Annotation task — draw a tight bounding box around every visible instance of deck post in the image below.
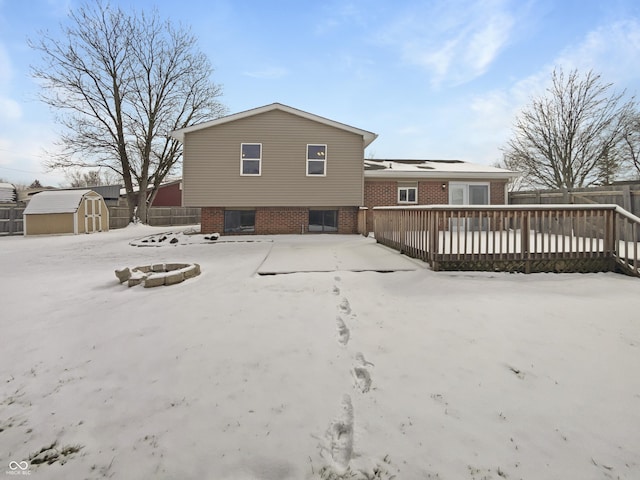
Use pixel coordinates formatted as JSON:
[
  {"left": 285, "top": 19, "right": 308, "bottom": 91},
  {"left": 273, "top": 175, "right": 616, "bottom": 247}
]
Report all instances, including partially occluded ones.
[{"left": 520, "top": 211, "right": 531, "bottom": 273}]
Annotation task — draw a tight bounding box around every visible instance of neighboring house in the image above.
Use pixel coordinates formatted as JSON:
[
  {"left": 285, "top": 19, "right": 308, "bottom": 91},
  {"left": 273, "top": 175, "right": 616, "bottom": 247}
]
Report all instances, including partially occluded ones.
[
  {"left": 171, "top": 103, "right": 377, "bottom": 234},
  {"left": 171, "top": 103, "right": 517, "bottom": 235},
  {"left": 151, "top": 180, "right": 183, "bottom": 207},
  {"left": 0, "top": 183, "right": 17, "bottom": 204}
]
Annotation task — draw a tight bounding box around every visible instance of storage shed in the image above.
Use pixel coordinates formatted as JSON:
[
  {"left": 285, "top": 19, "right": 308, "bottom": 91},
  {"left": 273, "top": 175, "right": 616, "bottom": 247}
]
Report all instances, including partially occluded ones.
[{"left": 23, "top": 190, "right": 109, "bottom": 235}]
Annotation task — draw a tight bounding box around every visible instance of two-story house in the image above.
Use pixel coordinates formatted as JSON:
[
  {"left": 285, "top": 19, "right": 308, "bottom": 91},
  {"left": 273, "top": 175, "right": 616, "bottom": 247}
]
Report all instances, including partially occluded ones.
[
  {"left": 171, "top": 103, "right": 517, "bottom": 235},
  {"left": 171, "top": 103, "right": 377, "bottom": 234}
]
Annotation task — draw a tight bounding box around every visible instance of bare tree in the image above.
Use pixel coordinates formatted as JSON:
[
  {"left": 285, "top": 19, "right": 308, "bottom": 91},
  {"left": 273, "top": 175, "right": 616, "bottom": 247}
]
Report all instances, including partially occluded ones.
[
  {"left": 502, "top": 68, "right": 635, "bottom": 190},
  {"left": 619, "top": 113, "right": 640, "bottom": 180},
  {"left": 65, "top": 168, "right": 117, "bottom": 187},
  {"left": 30, "top": 1, "right": 226, "bottom": 223}
]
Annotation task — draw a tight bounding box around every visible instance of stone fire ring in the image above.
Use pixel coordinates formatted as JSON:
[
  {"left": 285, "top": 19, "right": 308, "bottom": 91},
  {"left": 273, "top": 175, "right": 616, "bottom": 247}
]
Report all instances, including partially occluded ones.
[{"left": 115, "top": 263, "right": 201, "bottom": 288}]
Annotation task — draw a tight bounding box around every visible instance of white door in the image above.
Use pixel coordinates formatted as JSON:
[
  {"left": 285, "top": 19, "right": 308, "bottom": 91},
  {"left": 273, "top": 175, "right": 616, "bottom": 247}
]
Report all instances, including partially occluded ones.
[
  {"left": 449, "top": 182, "right": 489, "bottom": 231},
  {"left": 84, "top": 197, "right": 101, "bottom": 233}
]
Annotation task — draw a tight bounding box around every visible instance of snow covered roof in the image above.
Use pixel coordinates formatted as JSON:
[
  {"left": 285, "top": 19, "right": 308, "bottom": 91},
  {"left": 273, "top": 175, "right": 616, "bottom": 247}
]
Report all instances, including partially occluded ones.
[
  {"left": 171, "top": 103, "right": 378, "bottom": 147},
  {"left": 23, "top": 190, "right": 94, "bottom": 214},
  {"left": 364, "top": 159, "right": 518, "bottom": 180},
  {"left": 0, "top": 182, "right": 16, "bottom": 203}
]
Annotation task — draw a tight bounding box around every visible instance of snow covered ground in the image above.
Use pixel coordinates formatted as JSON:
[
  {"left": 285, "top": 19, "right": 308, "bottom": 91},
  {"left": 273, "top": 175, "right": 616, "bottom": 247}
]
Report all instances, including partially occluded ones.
[{"left": 1, "top": 225, "right": 639, "bottom": 479}]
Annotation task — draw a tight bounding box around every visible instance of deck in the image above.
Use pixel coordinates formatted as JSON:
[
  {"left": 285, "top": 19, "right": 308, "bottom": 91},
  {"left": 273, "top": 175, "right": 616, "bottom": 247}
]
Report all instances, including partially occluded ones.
[{"left": 372, "top": 205, "right": 640, "bottom": 277}]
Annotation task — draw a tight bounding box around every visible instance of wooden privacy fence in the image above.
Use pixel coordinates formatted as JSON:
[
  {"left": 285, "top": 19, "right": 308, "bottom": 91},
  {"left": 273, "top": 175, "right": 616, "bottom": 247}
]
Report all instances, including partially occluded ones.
[
  {"left": 373, "top": 205, "right": 640, "bottom": 276},
  {"left": 0, "top": 206, "right": 24, "bottom": 235},
  {"left": 509, "top": 184, "right": 640, "bottom": 216},
  {"left": 109, "top": 206, "right": 201, "bottom": 229},
  {"left": 357, "top": 207, "right": 368, "bottom": 236},
  {"left": 1, "top": 205, "right": 199, "bottom": 235}
]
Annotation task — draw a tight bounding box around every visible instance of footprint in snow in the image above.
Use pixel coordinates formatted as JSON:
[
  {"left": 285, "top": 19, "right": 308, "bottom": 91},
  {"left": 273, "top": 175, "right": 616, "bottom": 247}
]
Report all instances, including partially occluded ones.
[
  {"left": 355, "top": 352, "right": 374, "bottom": 367},
  {"left": 325, "top": 394, "right": 354, "bottom": 474},
  {"left": 338, "top": 298, "right": 351, "bottom": 315},
  {"left": 352, "top": 353, "right": 374, "bottom": 393},
  {"left": 336, "top": 317, "right": 350, "bottom": 346},
  {"left": 332, "top": 285, "right": 340, "bottom": 296},
  {"left": 352, "top": 367, "right": 372, "bottom": 393}
]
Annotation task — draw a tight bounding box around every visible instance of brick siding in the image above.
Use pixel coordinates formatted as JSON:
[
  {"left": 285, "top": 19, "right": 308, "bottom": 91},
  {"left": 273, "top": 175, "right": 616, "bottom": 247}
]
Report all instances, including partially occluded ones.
[
  {"left": 490, "top": 181, "right": 507, "bottom": 204},
  {"left": 362, "top": 179, "right": 507, "bottom": 233},
  {"left": 200, "top": 206, "right": 358, "bottom": 235},
  {"left": 201, "top": 181, "right": 508, "bottom": 235},
  {"left": 418, "top": 181, "right": 449, "bottom": 204},
  {"left": 201, "top": 207, "right": 225, "bottom": 233}
]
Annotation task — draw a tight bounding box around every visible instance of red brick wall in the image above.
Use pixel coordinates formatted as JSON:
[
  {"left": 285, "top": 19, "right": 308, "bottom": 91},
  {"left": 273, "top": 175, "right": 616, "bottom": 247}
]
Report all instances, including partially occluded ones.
[
  {"left": 201, "top": 207, "right": 225, "bottom": 233},
  {"left": 337, "top": 207, "right": 358, "bottom": 234},
  {"left": 363, "top": 181, "right": 397, "bottom": 210},
  {"left": 490, "top": 181, "right": 507, "bottom": 204},
  {"left": 256, "top": 207, "right": 308, "bottom": 234},
  {"left": 418, "top": 181, "right": 448, "bottom": 204},
  {"left": 200, "top": 206, "right": 358, "bottom": 234}
]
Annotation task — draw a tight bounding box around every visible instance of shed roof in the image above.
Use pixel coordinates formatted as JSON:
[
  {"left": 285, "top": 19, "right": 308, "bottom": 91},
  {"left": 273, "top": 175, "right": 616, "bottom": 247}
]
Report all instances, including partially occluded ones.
[
  {"left": 24, "top": 189, "right": 94, "bottom": 214},
  {"left": 170, "top": 102, "right": 378, "bottom": 147}
]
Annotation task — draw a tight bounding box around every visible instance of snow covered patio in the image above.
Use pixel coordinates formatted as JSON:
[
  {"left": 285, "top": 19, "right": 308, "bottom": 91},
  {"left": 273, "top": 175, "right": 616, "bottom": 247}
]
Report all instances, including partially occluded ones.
[
  {"left": 255, "top": 234, "right": 420, "bottom": 274},
  {"left": 1, "top": 226, "right": 639, "bottom": 479}
]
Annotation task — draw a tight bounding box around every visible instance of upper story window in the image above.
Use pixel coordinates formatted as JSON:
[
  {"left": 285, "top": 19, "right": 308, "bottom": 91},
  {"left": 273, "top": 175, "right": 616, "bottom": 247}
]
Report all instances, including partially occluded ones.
[
  {"left": 241, "top": 143, "right": 261, "bottom": 176},
  {"left": 307, "top": 144, "right": 326, "bottom": 176},
  {"left": 398, "top": 186, "right": 417, "bottom": 203}
]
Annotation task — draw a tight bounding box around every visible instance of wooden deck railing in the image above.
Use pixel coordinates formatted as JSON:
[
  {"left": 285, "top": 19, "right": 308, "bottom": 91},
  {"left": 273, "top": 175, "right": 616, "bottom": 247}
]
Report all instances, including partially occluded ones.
[{"left": 373, "top": 205, "right": 640, "bottom": 276}]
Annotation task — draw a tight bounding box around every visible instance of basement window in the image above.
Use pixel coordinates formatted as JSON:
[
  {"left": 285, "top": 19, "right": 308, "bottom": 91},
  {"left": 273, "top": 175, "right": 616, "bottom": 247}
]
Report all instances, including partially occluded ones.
[
  {"left": 309, "top": 210, "right": 337, "bottom": 232},
  {"left": 224, "top": 210, "right": 256, "bottom": 233}
]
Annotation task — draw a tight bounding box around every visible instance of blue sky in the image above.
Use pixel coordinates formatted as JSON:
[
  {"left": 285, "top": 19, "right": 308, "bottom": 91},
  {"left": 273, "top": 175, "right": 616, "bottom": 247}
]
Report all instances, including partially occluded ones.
[{"left": 1, "top": 0, "right": 640, "bottom": 186}]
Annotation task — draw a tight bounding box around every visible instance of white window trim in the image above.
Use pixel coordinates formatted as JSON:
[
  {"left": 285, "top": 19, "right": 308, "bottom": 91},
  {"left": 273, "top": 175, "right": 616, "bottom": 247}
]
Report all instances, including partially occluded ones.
[
  {"left": 398, "top": 186, "right": 418, "bottom": 204},
  {"left": 240, "top": 143, "right": 262, "bottom": 176},
  {"left": 448, "top": 181, "right": 490, "bottom": 205},
  {"left": 306, "top": 144, "right": 327, "bottom": 177}
]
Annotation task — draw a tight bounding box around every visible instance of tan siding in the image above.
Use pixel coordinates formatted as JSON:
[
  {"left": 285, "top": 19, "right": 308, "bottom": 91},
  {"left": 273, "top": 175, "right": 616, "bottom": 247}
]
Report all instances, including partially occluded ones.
[
  {"left": 183, "top": 110, "right": 364, "bottom": 207},
  {"left": 25, "top": 213, "right": 75, "bottom": 235}
]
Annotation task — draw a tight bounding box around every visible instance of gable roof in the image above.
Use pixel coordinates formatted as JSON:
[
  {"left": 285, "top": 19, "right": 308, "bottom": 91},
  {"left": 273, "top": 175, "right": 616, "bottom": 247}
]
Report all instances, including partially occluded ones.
[
  {"left": 24, "top": 190, "right": 94, "bottom": 214},
  {"left": 364, "top": 159, "right": 518, "bottom": 180},
  {"left": 170, "top": 103, "right": 378, "bottom": 147}
]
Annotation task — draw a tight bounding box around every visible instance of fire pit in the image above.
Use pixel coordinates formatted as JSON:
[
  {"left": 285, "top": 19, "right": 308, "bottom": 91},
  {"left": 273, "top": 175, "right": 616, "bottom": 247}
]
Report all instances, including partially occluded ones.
[{"left": 115, "top": 263, "right": 201, "bottom": 288}]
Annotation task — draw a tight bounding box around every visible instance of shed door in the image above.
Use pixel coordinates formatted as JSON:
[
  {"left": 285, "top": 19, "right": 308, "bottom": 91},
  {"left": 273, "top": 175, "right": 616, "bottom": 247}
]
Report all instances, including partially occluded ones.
[{"left": 84, "top": 197, "right": 102, "bottom": 233}]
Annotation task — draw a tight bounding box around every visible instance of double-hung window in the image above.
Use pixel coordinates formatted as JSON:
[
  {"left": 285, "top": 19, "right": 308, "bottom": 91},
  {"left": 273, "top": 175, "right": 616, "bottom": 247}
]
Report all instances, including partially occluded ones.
[
  {"left": 241, "top": 143, "right": 261, "bottom": 176},
  {"left": 398, "top": 186, "right": 417, "bottom": 204},
  {"left": 307, "top": 144, "right": 326, "bottom": 176}
]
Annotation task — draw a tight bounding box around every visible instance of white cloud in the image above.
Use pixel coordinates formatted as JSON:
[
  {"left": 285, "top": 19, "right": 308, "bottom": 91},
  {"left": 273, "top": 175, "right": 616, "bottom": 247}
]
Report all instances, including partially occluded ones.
[
  {"left": 464, "top": 11, "right": 514, "bottom": 73},
  {"left": 379, "top": 0, "right": 515, "bottom": 87},
  {"left": 459, "top": 17, "right": 640, "bottom": 167},
  {"left": 314, "top": 2, "right": 367, "bottom": 35},
  {"left": 554, "top": 19, "right": 640, "bottom": 88},
  {"left": 0, "top": 96, "right": 22, "bottom": 121}
]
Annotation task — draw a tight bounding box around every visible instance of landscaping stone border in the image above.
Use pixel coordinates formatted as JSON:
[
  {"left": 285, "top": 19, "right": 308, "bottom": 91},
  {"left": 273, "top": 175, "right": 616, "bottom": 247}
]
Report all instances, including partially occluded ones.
[{"left": 115, "top": 263, "right": 201, "bottom": 288}]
